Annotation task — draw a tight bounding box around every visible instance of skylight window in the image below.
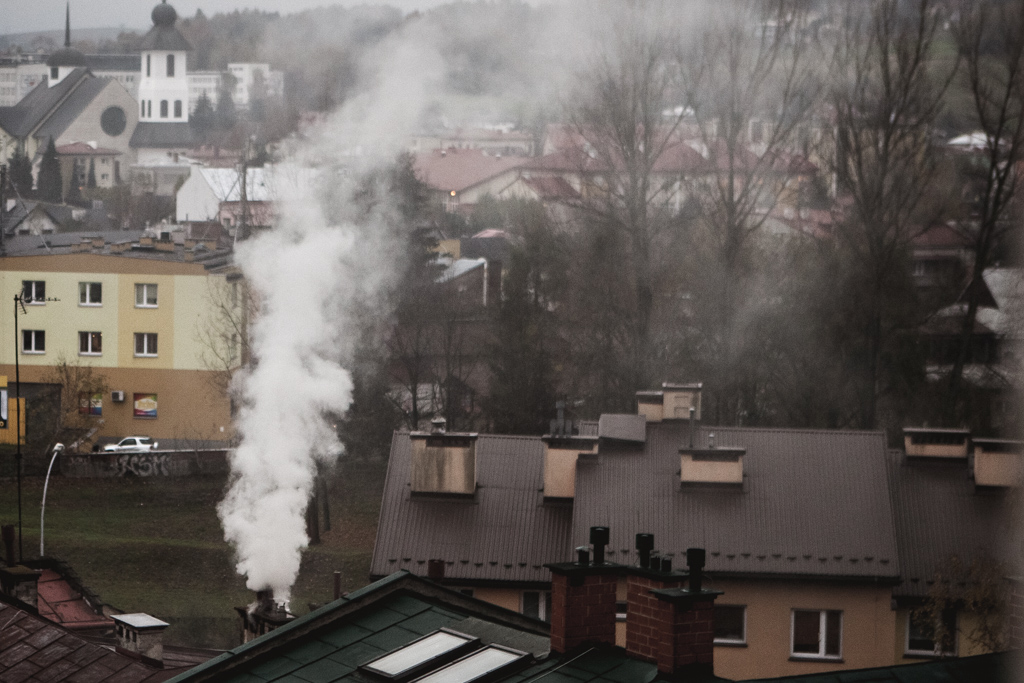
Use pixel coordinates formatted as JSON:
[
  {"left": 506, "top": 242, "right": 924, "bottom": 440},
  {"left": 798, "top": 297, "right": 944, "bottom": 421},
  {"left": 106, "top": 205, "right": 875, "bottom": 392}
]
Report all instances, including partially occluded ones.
[
  {"left": 411, "top": 645, "right": 527, "bottom": 683},
  {"left": 363, "top": 629, "right": 478, "bottom": 680}
]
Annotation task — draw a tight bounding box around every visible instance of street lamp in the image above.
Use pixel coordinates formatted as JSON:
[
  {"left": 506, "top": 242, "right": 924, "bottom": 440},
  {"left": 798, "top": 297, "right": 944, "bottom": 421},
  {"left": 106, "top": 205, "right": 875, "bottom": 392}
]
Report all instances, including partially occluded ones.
[
  {"left": 13, "top": 289, "right": 59, "bottom": 561},
  {"left": 40, "top": 443, "right": 63, "bottom": 557}
]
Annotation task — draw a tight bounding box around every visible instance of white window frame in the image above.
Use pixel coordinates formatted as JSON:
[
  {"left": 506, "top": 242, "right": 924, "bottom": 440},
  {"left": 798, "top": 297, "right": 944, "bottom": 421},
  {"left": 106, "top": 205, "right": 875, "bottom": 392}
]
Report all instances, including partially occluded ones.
[
  {"left": 135, "top": 332, "right": 158, "bottom": 357},
  {"left": 79, "top": 281, "right": 102, "bottom": 306},
  {"left": 22, "top": 330, "right": 45, "bottom": 354},
  {"left": 135, "top": 283, "right": 158, "bottom": 308},
  {"left": 22, "top": 280, "right": 45, "bottom": 304},
  {"left": 790, "top": 609, "right": 842, "bottom": 660},
  {"left": 521, "top": 591, "right": 551, "bottom": 622},
  {"left": 713, "top": 604, "right": 747, "bottom": 645},
  {"left": 79, "top": 331, "right": 102, "bottom": 356},
  {"left": 905, "top": 610, "right": 958, "bottom": 658}
]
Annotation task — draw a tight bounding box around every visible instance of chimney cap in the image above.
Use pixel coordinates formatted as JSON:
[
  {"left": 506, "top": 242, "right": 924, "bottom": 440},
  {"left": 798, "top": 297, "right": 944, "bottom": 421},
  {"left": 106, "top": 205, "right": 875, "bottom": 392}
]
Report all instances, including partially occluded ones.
[{"left": 112, "top": 613, "right": 169, "bottom": 630}]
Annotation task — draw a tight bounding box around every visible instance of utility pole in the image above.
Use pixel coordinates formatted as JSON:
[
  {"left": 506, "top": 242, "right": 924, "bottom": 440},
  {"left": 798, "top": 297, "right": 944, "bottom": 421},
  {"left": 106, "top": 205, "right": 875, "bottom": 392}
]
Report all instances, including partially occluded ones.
[{"left": 1, "top": 164, "right": 7, "bottom": 256}]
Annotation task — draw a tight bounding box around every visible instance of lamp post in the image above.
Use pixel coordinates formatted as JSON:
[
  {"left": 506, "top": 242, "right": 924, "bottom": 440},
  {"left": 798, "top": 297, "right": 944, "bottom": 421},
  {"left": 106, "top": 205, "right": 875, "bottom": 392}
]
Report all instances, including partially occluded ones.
[
  {"left": 40, "top": 443, "right": 63, "bottom": 557},
  {"left": 13, "top": 289, "right": 59, "bottom": 562}
]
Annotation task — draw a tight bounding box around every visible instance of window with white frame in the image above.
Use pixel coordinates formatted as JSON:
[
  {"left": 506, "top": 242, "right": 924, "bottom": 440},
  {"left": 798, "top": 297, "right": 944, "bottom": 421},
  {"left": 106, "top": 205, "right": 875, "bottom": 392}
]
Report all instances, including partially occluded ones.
[
  {"left": 22, "top": 280, "right": 45, "bottom": 304},
  {"left": 22, "top": 330, "right": 45, "bottom": 354},
  {"left": 79, "top": 331, "right": 102, "bottom": 355},
  {"left": 135, "top": 283, "right": 158, "bottom": 307},
  {"left": 79, "top": 282, "right": 102, "bottom": 306},
  {"left": 791, "top": 609, "right": 842, "bottom": 660},
  {"left": 906, "top": 609, "right": 957, "bottom": 657},
  {"left": 135, "top": 333, "right": 158, "bottom": 357},
  {"left": 714, "top": 605, "right": 747, "bottom": 645},
  {"left": 521, "top": 591, "right": 551, "bottom": 623}
]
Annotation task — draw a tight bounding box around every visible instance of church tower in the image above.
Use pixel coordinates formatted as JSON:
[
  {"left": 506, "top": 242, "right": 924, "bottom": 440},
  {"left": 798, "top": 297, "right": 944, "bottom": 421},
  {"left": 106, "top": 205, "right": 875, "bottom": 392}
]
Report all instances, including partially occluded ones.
[
  {"left": 137, "top": 0, "right": 191, "bottom": 123},
  {"left": 46, "top": 2, "right": 87, "bottom": 88}
]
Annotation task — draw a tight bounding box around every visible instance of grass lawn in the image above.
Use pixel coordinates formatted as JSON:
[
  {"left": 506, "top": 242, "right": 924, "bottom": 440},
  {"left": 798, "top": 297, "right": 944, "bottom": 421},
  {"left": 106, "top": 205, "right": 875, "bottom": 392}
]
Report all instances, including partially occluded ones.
[{"left": 0, "top": 460, "right": 386, "bottom": 649}]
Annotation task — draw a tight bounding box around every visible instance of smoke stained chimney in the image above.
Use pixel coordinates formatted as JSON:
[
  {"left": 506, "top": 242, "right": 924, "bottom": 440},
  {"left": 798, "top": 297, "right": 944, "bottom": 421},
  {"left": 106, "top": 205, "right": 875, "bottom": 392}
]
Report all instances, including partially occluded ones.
[{"left": 236, "top": 589, "right": 296, "bottom": 643}]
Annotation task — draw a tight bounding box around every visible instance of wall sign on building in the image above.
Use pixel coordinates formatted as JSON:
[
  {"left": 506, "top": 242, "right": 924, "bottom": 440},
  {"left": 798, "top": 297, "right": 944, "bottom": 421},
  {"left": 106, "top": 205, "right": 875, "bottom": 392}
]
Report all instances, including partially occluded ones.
[{"left": 134, "top": 393, "right": 158, "bottom": 419}]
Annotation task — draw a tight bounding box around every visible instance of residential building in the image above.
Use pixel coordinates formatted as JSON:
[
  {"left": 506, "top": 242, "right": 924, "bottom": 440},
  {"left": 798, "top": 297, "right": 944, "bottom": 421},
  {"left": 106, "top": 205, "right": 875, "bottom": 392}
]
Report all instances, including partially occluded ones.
[
  {"left": 0, "top": 231, "right": 236, "bottom": 444},
  {"left": 157, "top": 558, "right": 1013, "bottom": 683},
  {"left": 413, "top": 148, "right": 525, "bottom": 212},
  {"left": 175, "top": 164, "right": 319, "bottom": 229},
  {"left": 410, "top": 127, "right": 535, "bottom": 157},
  {"left": 226, "top": 62, "right": 284, "bottom": 111},
  {"left": 371, "top": 385, "right": 1015, "bottom": 680},
  {"left": 187, "top": 70, "right": 222, "bottom": 113}
]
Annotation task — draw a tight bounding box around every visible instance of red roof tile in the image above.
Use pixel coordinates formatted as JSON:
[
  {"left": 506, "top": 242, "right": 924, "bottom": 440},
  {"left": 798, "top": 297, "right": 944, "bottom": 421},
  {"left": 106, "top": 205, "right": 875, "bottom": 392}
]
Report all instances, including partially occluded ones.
[
  {"left": 413, "top": 148, "right": 525, "bottom": 193},
  {"left": 0, "top": 597, "right": 186, "bottom": 683}
]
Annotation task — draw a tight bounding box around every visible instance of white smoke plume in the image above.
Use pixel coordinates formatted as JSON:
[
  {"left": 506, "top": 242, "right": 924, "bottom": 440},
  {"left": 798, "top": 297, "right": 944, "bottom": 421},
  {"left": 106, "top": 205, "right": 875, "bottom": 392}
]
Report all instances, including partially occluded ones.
[{"left": 218, "top": 20, "right": 448, "bottom": 604}]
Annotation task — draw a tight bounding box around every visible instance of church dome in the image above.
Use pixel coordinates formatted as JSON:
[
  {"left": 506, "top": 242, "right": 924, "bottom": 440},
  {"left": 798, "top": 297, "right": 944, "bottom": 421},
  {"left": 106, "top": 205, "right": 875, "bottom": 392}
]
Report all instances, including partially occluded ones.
[
  {"left": 47, "top": 46, "right": 87, "bottom": 68},
  {"left": 152, "top": 1, "right": 178, "bottom": 27}
]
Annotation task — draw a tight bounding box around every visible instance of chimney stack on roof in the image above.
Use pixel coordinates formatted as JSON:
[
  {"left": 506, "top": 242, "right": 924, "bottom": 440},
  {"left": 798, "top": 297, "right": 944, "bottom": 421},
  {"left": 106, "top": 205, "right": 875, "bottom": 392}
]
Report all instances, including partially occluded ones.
[
  {"left": 236, "top": 589, "right": 296, "bottom": 643},
  {"left": 112, "top": 613, "right": 169, "bottom": 667},
  {"left": 548, "top": 528, "right": 722, "bottom": 678},
  {"left": 0, "top": 565, "right": 41, "bottom": 612}
]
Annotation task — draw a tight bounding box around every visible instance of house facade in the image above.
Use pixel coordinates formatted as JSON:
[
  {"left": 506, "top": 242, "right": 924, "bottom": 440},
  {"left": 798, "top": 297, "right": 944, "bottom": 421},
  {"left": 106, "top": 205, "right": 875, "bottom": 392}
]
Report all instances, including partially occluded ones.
[
  {"left": 371, "top": 385, "right": 1015, "bottom": 680},
  {"left": 0, "top": 238, "right": 237, "bottom": 444}
]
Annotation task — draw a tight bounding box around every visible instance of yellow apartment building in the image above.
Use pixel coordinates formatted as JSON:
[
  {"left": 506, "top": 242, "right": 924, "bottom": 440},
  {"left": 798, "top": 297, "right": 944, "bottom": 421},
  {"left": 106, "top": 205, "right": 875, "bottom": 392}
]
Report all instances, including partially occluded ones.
[{"left": 0, "top": 234, "right": 238, "bottom": 445}]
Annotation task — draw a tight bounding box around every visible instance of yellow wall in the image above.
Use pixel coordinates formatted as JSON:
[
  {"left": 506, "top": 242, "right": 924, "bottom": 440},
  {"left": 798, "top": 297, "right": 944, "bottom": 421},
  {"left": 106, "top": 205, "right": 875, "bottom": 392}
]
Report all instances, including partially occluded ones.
[
  {"left": 0, "top": 254, "right": 235, "bottom": 442},
  {"left": 471, "top": 587, "right": 522, "bottom": 613},
  {"left": 894, "top": 608, "right": 994, "bottom": 664},
  {"left": 705, "top": 578, "right": 896, "bottom": 681}
]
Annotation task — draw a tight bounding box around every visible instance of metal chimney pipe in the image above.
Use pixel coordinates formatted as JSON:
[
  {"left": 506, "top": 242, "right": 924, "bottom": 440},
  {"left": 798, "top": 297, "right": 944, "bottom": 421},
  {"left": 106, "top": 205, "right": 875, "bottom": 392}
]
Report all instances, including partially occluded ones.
[
  {"left": 430, "top": 416, "right": 447, "bottom": 434},
  {"left": 660, "top": 556, "right": 672, "bottom": 573},
  {"left": 687, "top": 548, "right": 706, "bottom": 592},
  {"left": 590, "top": 526, "right": 609, "bottom": 564},
  {"left": 576, "top": 546, "right": 590, "bottom": 565},
  {"left": 635, "top": 533, "right": 654, "bottom": 569},
  {"left": 689, "top": 407, "right": 695, "bottom": 448}
]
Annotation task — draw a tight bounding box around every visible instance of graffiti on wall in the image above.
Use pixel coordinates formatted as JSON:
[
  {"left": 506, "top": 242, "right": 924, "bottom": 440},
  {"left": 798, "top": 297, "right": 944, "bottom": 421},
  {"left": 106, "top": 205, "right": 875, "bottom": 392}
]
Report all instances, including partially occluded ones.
[{"left": 117, "top": 452, "right": 171, "bottom": 477}]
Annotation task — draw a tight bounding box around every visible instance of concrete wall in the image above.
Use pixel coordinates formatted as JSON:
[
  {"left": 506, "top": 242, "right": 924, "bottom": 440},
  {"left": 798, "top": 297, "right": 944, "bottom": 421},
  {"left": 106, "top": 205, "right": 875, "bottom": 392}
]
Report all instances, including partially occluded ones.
[
  {"left": 56, "top": 80, "right": 138, "bottom": 163},
  {"left": 410, "top": 438, "right": 476, "bottom": 495},
  {"left": 543, "top": 447, "right": 579, "bottom": 498},
  {"left": 61, "top": 449, "right": 229, "bottom": 478}
]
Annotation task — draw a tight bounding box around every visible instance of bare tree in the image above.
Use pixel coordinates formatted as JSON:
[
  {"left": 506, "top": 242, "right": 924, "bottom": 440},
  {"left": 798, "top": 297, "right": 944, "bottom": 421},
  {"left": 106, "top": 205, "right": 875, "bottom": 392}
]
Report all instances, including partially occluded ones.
[
  {"left": 826, "top": 0, "right": 958, "bottom": 429},
  {"left": 945, "top": 0, "right": 1024, "bottom": 423},
  {"left": 675, "top": 0, "right": 819, "bottom": 424},
  {"left": 33, "top": 356, "right": 109, "bottom": 454},
  {"left": 197, "top": 272, "right": 253, "bottom": 400},
  {"left": 562, "top": 0, "right": 687, "bottom": 407}
]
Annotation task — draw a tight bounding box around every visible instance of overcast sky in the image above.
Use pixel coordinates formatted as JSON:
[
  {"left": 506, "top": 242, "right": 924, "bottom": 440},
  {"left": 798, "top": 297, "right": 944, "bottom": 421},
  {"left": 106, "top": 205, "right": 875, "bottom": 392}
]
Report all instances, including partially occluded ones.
[{"left": 3, "top": 0, "right": 452, "bottom": 34}]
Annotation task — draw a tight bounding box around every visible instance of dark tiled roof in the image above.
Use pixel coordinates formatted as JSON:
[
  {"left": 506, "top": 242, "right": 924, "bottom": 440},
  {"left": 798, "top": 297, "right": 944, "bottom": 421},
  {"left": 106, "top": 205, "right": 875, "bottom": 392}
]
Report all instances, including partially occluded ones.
[
  {"left": 885, "top": 450, "right": 1012, "bottom": 599},
  {"left": 130, "top": 121, "right": 198, "bottom": 149},
  {"left": 166, "top": 572, "right": 558, "bottom": 683},
  {"left": 0, "top": 595, "right": 184, "bottom": 682},
  {"left": 370, "top": 432, "right": 573, "bottom": 584},
  {"left": 738, "top": 651, "right": 1013, "bottom": 682},
  {"left": 34, "top": 76, "right": 110, "bottom": 141},
  {"left": 571, "top": 424, "right": 901, "bottom": 580},
  {"left": 139, "top": 25, "right": 192, "bottom": 51},
  {"left": 0, "top": 68, "right": 91, "bottom": 138}
]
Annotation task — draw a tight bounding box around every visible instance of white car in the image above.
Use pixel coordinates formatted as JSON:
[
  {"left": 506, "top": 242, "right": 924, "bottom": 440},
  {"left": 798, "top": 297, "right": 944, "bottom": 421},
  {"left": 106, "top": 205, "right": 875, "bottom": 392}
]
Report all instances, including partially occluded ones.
[{"left": 103, "top": 436, "right": 159, "bottom": 452}]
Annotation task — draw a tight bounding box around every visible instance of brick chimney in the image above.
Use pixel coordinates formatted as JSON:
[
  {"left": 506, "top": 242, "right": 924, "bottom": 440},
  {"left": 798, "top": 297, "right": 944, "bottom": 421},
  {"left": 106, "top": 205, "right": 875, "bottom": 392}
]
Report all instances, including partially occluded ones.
[
  {"left": 236, "top": 589, "right": 296, "bottom": 643},
  {"left": 545, "top": 526, "right": 621, "bottom": 653},
  {"left": 627, "top": 547, "right": 722, "bottom": 678},
  {"left": 0, "top": 565, "right": 41, "bottom": 611},
  {"left": 112, "top": 613, "right": 169, "bottom": 666}
]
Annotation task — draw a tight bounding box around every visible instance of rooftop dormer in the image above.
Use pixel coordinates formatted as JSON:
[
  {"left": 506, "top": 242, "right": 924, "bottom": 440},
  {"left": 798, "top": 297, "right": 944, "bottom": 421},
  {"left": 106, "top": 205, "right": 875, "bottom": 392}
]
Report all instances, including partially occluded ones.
[
  {"left": 973, "top": 438, "right": 1023, "bottom": 488},
  {"left": 410, "top": 417, "right": 478, "bottom": 497},
  {"left": 903, "top": 427, "right": 970, "bottom": 459},
  {"left": 637, "top": 382, "right": 702, "bottom": 422}
]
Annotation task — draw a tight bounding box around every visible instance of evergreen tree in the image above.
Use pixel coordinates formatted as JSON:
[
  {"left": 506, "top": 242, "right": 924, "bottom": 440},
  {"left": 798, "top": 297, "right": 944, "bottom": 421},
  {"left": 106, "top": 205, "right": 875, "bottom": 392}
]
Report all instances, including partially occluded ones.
[
  {"left": 216, "top": 85, "right": 237, "bottom": 131},
  {"left": 36, "top": 138, "right": 62, "bottom": 203},
  {"left": 87, "top": 158, "right": 96, "bottom": 188},
  {"left": 8, "top": 149, "right": 34, "bottom": 198},
  {"left": 191, "top": 91, "right": 216, "bottom": 143}
]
